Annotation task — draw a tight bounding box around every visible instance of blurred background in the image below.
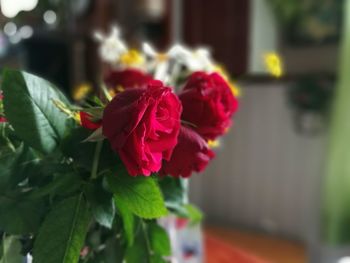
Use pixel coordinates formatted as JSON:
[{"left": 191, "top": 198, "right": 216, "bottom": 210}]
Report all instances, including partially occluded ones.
[{"left": 0, "top": 0, "right": 346, "bottom": 262}]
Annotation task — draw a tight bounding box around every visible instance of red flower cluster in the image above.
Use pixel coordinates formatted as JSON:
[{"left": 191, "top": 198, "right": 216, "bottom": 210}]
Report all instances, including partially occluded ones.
[{"left": 83, "top": 69, "right": 238, "bottom": 177}]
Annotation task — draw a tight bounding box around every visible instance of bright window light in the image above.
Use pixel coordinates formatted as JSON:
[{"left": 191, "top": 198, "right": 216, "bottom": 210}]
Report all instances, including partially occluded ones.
[{"left": 0, "top": 0, "right": 38, "bottom": 18}]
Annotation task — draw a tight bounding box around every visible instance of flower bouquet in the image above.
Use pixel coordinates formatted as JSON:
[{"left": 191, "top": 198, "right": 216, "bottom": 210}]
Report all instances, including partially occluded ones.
[{"left": 0, "top": 26, "right": 239, "bottom": 263}]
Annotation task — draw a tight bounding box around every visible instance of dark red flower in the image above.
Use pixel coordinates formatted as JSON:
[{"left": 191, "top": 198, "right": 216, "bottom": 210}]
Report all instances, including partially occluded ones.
[
  {"left": 102, "top": 80, "right": 182, "bottom": 176},
  {"left": 80, "top": 112, "right": 102, "bottom": 130},
  {"left": 160, "top": 126, "right": 215, "bottom": 178},
  {"left": 0, "top": 117, "right": 6, "bottom": 123},
  {"left": 179, "top": 72, "right": 239, "bottom": 140},
  {"left": 104, "top": 69, "right": 153, "bottom": 91}
]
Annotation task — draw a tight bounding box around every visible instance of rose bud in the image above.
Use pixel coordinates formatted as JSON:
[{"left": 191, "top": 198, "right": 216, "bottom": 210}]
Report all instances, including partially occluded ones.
[
  {"left": 160, "top": 126, "right": 215, "bottom": 178},
  {"left": 179, "top": 72, "right": 239, "bottom": 140},
  {"left": 0, "top": 93, "right": 6, "bottom": 123},
  {"left": 103, "top": 80, "right": 182, "bottom": 176},
  {"left": 104, "top": 69, "right": 153, "bottom": 92},
  {"left": 80, "top": 112, "right": 102, "bottom": 130}
]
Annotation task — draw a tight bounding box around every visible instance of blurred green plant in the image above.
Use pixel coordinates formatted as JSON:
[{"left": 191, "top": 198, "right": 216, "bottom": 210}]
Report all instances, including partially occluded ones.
[
  {"left": 267, "top": 0, "right": 342, "bottom": 44},
  {"left": 323, "top": 0, "right": 350, "bottom": 244},
  {"left": 288, "top": 75, "right": 334, "bottom": 135}
]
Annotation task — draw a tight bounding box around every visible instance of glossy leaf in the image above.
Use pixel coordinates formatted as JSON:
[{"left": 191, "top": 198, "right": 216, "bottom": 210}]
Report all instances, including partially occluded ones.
[
  {"left": 1, "top": 69, "right": 71, "bottom": 154},
  {"left": 0, "top": 197, "right": 45, "bottom": 234},
  {"left": 33, "top": 193, "right": 91, "bottom": 263},
  {"left": 85, "top": 182, "right": 115, "bottom": 229},
  {"left": 107, "top": 171, "right": 167, "bottom": 219},
  {"left": 114, "top": 198, "right": 135, "bottom": 246}
]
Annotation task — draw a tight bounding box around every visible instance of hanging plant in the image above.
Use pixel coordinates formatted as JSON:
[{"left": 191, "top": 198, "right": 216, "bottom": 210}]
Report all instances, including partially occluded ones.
[
  {"left": 267, "top": 0, "right": 342, "bottom": 44},
  {"left": 288, "top": 75, "right": 334, "bottom": 135}
]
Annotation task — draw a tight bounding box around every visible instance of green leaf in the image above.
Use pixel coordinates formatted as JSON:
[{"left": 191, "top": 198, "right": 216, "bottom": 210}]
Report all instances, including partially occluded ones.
[
  {"left": 101, "top": 237, "right": 125, "bottom": 263},
  {"left": 0, "top": 146, "right": 22, "bottom": 192},
  {"left": 124, "top": 230, "right": 148, "bottom": 263},
  {"left": 159, "top": 177, "right": 202, "bottom": 224},
  {"left": 148, "top": 222, "right": 171, "bottom": 256},
  {"left": 159, "top": 177, "right": 188, "bottom": 208},
  {"left": 0, "top": 145, "right": 40, "bottom": 193},
  {"left": 124, "top": 221, "right": 170, "bottom": 263},
  {"left": 61, "top": 128, "right": 117, "bottom": 172},
  {"left": 107, "top": 171, "right": 167, "bottom": 219},
  {"left": 150, "top": 255, "right": 168, "bottom": 263},
  {"left": 85, "top": 182, "right": 115, "bottom": 229},
  {"left": 183, "top": 204, "right": 203, "bottom": 225},
  {"left": 0, "top": 197, "right": 45, "bottom": 234},
  {"left": 0, "top": 236, "right": 23, "bottom": 263},
  {"left": 26, "top": 173, "right": 82, "bottom": 200},
  {"left": 33, "top": 193, "right": 91, "bottom": 263},
  {"left": 1, "top": 69, "right": 71, "bottom": 154},
  {"left": 114, "top": 198, "right": 135, "bottom": 246}
]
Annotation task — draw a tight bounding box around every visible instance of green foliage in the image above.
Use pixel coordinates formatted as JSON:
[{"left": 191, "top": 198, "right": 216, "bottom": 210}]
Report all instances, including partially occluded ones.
[
  {"left": 107, "top": 171, "right": 168, "bottom": 219},
  {"left": 0, "top": 69, "right": 202, "bottom": 262},
  {"left": 33, "top": 194, "right": 91, "bottom": 263},
  {"left": 159, "top": 177, "right": 203, "bottom": 224},
  {"left": 0, "top": 236, "right": 23, "bottom": 263},
  {"left": 1, "top": 69, "right": 72, "bottom": 154},
  {"left": 115, "top": 198, "right": 135, "bottom": 246},
  {"left": 85, "top": 181, "right": 115, "bottom": 229},
  {"left": 124, "top": 221, "right": 170, "bottom": 263},
  {"left": 148, "top": 222, "right": 171, "bottom": 256},
  {"left": 0, "top": 197, "right": 45, "bottom": 234}
]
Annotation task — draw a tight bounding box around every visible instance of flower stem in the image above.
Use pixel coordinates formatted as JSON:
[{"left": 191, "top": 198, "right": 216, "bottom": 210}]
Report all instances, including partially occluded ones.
[
  {"left": 141, "top": 220, "right": 152, "bottom": 256},
  {"left": 91, "top": 140, "right": 103, "bottom": 179}
]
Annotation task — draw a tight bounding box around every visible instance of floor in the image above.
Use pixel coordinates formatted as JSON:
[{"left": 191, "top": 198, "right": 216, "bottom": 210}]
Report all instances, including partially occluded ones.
[{"left": 206, "top": 226, "right": 307, "bottom": 263}]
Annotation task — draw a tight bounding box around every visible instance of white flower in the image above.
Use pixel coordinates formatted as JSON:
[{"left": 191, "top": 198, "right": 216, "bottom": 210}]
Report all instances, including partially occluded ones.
[
  {"left": 142, "top": 42, "right": 170, "bottom": 82},
  {"left": 169, "top": 45, "right": 215, "bottom": 72},
  {"left": 94, "top": 26, "right": 127, "bottom": 64}
]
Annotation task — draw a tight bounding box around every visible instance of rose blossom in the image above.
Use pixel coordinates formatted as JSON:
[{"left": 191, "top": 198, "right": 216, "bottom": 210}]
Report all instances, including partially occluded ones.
[
  {"left": 179, "top": 72, "right": 239, "bottom": 140},
  {"left": 80, "top": 112, "right": 101, "bottom": 130},
  {"left": 102, "top": 80, "right": 182, "bottom": 176},
  {"left": 104, "top": 69, "right": 152, "bottom": 91},
  {"left": 161, "top": 126, "right": 215, "bottom": 178}
]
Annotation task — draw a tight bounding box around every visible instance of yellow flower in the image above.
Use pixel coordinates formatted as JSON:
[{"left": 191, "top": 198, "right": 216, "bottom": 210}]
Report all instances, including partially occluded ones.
[
  {"left": 72, "top": 83, "right": 92, "bottom": 101},
  {"left": 120, "top": 49, "right": 145, "bottom": 66},
  {"left": 263, "top": 52, "right": 283, "bottom": 78},
  {"left": 208, "top": 140, "right": 220, "bottom": 149}
]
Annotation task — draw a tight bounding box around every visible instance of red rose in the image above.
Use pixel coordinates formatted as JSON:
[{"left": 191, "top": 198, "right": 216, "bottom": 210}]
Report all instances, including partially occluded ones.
[
  {"left": 161, "top": 126, "right": 215, "bottom": 178},
  {"left": 80, "top": 112, "right": 101, "bottom": 130},
  {"left": 179, "top": 72, "right": 238, "bottom": 140},
  {"left": 104, "top": 69, "right": 152, "bottom": 91},
  {"left": 102, "top": 80, "right": 182, "bottom": 176}
]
